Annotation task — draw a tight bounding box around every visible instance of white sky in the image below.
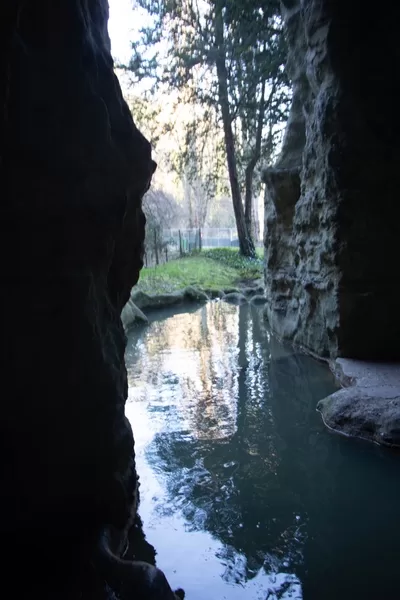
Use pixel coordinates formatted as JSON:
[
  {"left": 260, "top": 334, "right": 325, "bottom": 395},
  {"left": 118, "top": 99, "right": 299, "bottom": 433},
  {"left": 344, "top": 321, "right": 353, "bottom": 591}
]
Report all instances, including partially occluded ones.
[{"left": 108, "top": 0, "right": 137, "bottom": 64}]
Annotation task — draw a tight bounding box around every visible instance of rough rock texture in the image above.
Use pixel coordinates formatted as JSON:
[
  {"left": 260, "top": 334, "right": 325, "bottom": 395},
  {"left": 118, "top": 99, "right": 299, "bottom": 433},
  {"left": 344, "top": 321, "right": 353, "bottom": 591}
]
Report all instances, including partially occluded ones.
[
  {"left": 131, "top": 286, "right": 209, "bottom": 311},
  {"left": 242, "top": 286, "right": 262, "bottom": 298},
  {"left": 203, "top": 288, "right": 225, "bottom": 299},
  {"left": 250, "top": 294, "right": 268, "bottom": 306},
  {"left": 121, "top": 299, "right": 148, "bottom": 330},
  {"left": 184, "top": 285, "right": 209, "bottom": 303},
  {"left": 222, "top": 292, "right": 248, "bottom": 305},
  {"left": 263, "top": 0, "right": 400, "bottom": 359},
  {"left": 0, "top": 2, "right": 182, "bottom": 598},
  {"left": 317, "top": 359, "right": 400, "bottom": 447}
]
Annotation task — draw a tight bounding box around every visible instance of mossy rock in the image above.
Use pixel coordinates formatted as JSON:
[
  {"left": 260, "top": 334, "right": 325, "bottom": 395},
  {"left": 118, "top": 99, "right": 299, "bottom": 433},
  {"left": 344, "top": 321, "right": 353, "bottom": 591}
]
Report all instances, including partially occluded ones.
[
  {"left": 183, "top": 286, "right": 209, "bottom": 303},
  {"left": 250, "top": 294, "right": 267, "bottom": 305},
  {"left": 121, "top": 299, "right": 148, "bottom": 330},
  {"left": 223, "top": 292, "right": 248, "bottom": 305},
  {"left": 130, "top": 289, "right": 152, "bottom": 309},
  {"left": 241, "top": 287, "right": 259, "bottom": 298},
  {"left": 130, "top": 286, "right": 208, "bottom": 312},
  {"left": 131, "top": 289, "right": 185, "bottom": 310},
  {"left": 202, "top": 288, "right": 224, "bottom": 299},
  {"left": 154, "top": 292, "right": 186, "bottom": 306}
]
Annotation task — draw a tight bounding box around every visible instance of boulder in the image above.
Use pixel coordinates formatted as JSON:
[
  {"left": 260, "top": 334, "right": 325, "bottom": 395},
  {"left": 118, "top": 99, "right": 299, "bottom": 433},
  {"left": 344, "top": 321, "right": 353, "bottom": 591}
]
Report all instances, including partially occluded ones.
[
  {"left": 130, "top": 289, "right": 153, "bottom": 309},
  {"left": 183, "top": 286, "right": 209, "bottom": 303},
  {"left": 203, "top": 288, "right": 224, "bottom": 299},
  {"left": 250, "top": 295, "right": 268, "bottom": 306},
  {"left": 131, "top": 289, "right": 185, "bottom": 309},
  {"left": 318, "top": 359, "right": 400, "bottom": 447},
  {"left": 131, "top": 286, "right": 208, "bottom": 312},
  {"left": 223, "top": 292, "right": 248, "bottom": 305},
  {"left": 121, "top": 300, "right": 148, "bottom": 329},
  {"left": 317, "top": 391, "right": 400, "bottom": 448},
  {"left": 255, "top": 284, "right": 265, "bottom": 295},
  {"left": 241, "top": 287, "right": 259, "bottom": 298}
]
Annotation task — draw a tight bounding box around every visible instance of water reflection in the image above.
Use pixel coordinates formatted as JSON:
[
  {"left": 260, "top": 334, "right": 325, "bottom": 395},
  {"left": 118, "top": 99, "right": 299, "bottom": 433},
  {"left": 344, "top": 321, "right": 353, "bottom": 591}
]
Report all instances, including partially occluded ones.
[
  {"left": 125, "top": 302, "right": 400, "bottom": 600},
  {"left": 127, "top": 302, "right": 240, "bottom": 441}
]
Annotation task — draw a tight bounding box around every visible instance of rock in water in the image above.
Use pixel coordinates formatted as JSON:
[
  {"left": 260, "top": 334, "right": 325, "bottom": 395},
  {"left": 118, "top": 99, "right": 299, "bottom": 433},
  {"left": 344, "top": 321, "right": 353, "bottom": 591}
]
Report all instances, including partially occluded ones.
[
  {"left": 250, "top": 295, "right": 267, "bottom": 306},
  {"left": 223, "top": 292, "right": 248, "bottom": 305},
  {"left": 0, "top": 1, "right": 181, "bottom": 598},
  {"left": 121, "top": 299, "right": 149, "bottom": 330},
  {"left": 317, "top": 359, "right": 400, "bottom": 447}
]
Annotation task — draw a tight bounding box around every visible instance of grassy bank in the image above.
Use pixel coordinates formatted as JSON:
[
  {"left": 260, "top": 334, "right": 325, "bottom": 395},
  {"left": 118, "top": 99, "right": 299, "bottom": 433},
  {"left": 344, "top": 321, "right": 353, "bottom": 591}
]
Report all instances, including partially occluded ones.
[{"left": 136, "top": 248, "right": 264, "bottom": 295}]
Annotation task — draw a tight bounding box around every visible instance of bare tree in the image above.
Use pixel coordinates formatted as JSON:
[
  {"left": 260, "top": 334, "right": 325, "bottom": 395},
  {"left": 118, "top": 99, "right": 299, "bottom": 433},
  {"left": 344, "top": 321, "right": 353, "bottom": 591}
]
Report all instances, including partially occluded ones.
[{"left": 142, "top": 189, "right": 179, "bottom": 265}]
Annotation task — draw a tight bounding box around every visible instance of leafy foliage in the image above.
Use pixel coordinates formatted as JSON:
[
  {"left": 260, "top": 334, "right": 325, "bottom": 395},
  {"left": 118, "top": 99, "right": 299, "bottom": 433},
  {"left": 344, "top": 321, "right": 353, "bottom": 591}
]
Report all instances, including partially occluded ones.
[
  {"left": 127, "top": 0, "right": 290, "bottom": 255},
  {"left": 203, "top": 247, "right": 263, "bottom": 278}
]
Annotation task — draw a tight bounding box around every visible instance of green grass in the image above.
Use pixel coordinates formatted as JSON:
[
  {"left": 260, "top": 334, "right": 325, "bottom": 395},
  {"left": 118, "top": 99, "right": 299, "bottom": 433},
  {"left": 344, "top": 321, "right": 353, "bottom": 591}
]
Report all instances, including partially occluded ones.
[
  {"left": 136, "top": 247, "right": 264, "bottom": 295},
  {"left": 202, "top": 247, "right": 263, "bottom": 277}
]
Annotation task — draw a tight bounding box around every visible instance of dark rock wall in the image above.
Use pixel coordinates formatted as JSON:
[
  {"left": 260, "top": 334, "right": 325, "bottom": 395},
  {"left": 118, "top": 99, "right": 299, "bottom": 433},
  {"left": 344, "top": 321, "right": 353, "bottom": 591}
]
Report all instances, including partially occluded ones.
[
  {"left": 263, "top": 0, "right": 400, "bottom": 359},
  {"left": 0, "top": 2, "right": 181, "bottom": 598}
]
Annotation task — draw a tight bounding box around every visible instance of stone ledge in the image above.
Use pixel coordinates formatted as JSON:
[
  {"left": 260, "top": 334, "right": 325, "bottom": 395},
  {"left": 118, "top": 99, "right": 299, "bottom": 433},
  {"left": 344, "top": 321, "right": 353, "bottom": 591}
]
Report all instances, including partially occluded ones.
[
  {"left": 122, "top": 286, "right": 210, "bottom": 330},
  {"left": 317, "top": 359, "right": 400, "bottom": 447}
]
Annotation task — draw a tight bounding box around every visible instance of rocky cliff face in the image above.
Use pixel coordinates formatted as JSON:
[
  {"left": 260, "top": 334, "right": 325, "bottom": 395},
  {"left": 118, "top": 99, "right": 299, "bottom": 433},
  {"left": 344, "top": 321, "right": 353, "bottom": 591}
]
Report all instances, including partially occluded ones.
[
  {"left": 263, "top": 0, "right": 400, "bottom": 359},
  {"left": 0, "top": 2, "right": 181, "bottom": 598}
]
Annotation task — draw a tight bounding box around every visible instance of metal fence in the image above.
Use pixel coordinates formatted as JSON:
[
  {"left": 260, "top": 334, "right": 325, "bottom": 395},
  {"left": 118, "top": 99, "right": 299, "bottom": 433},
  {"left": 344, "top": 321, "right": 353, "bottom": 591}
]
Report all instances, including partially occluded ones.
[
  {"left": 163, "top": 227, "right": 240, "bottom": 250},
  {"left": 144, "top": 227, "right": 262, "bottom": 267}
]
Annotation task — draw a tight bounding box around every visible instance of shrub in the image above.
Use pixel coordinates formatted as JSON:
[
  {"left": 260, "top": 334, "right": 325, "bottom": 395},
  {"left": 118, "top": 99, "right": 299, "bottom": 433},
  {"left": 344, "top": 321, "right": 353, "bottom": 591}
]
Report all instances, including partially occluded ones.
[{"left": 202, "top": 247, "right": 263, "bottom": 278}]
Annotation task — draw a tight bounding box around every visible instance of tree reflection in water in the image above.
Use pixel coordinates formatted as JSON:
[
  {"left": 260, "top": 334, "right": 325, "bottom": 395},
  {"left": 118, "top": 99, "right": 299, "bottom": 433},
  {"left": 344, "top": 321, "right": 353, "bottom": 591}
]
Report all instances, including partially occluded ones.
[{"left": 125, "top": 302, "right": 338, "bottom": 597}]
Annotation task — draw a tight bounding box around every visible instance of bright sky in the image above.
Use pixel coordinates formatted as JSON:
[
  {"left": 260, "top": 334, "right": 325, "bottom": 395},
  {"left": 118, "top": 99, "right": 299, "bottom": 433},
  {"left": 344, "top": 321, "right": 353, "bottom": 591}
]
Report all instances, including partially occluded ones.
[{"left": 108, "top": 0, "right": 137, "bottom": 64}]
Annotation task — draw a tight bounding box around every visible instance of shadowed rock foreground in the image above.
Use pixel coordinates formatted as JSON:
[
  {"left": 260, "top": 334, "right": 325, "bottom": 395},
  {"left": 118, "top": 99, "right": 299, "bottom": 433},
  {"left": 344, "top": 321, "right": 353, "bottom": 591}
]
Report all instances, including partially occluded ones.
[
  {"left": 318, "top": 359, "right": 400, "bottom": 447},
  {"left": 0, "top": 1, "right": 183, "bottom": 598},
  {"left": 263, "top": 0, "right": 400, "bottom": 445},
  {"left": 1, "top": 0, "right": 399, "bottom": 596},
  {"left": 263, "top": 0, "right": 400, "bottom": 360}
]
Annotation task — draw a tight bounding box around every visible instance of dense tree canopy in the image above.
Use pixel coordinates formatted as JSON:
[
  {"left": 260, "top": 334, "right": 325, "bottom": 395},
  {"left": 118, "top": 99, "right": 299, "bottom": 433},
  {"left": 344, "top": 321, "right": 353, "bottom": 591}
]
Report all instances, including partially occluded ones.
[{"left": 127, "top": 0, "right": 289, "bottom": 256}]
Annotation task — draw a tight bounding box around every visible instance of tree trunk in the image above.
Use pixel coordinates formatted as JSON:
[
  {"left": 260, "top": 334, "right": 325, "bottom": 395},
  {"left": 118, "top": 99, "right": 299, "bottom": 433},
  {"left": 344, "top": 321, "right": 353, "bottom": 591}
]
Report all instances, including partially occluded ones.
[
  {"left": 214, "top": 5, "right": 255, "bottom": 258},
  {"left": 252, "top": 195, "right": 260, "bottom": 242},
  {"left": 178, "top": 229, "right": 183, "bottom": 257},
  {"left": 244, "top": 163, "right": 255, "bottom": 237},
  {"left": 244, "top": 78, "right": 266, "bottom": 237},
  {"left": 154, "top": 228, "right": 159, "bottom": 265},
  {"left": 187, "top": 179, "right": 194, "bottom": 229}
]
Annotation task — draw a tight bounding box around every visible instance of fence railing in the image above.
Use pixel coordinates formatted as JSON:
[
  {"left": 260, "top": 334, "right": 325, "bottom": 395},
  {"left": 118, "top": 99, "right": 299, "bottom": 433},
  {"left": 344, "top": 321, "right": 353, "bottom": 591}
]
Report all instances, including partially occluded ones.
[
  {"left": 144, "top": 227, "right": 261, "bottom": 267},
  {"left": 163, "top": 227, "right": 239, "bottom": 250}
]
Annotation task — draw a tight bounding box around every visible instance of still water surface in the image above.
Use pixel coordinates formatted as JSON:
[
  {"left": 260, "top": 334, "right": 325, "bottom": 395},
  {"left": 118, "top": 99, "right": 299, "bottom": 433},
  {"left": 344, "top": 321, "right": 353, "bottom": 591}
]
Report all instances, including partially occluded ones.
[{"left": 125, "top": 302, "right": 400, "bottom": 600}]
